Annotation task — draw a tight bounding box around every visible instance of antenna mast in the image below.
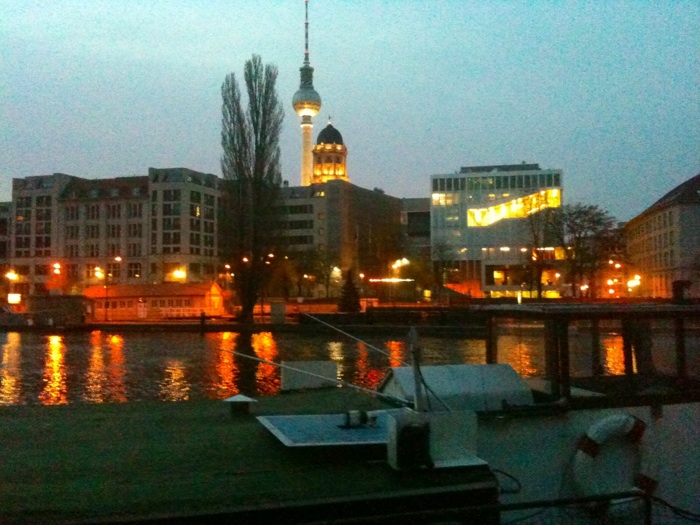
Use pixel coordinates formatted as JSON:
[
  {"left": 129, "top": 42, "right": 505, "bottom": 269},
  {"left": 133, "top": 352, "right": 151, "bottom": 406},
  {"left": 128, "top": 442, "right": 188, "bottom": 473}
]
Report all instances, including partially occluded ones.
[{"left": 304, "top": 0, "right": 310, "bottom": 64}]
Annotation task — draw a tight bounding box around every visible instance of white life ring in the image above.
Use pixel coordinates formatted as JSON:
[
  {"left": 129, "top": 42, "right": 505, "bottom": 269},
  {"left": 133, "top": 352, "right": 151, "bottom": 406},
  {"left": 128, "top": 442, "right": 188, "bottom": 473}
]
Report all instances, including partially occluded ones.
[{"left": 573, "top": 414, "right": 657, "bottom": 496}]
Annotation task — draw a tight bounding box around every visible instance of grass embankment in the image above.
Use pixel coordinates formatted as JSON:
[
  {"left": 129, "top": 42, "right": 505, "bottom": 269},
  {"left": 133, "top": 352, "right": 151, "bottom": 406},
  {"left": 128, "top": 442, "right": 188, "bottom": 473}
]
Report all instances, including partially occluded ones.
[{"left": 0, "top": 390, "right": 390, "bottom": 523}]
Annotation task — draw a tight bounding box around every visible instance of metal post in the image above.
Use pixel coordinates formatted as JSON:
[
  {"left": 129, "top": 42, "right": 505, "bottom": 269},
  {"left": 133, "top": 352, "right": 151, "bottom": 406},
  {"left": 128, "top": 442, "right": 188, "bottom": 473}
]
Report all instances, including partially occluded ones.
[
  {"left": 557, "top": 318, "right": 570, "bottom": 400},
  {"left": 408, "top": 327, "right": 426, "bottom": 412},
  {"left": 544, "top": 319, "right": 561, "bottom": 399},
  {"left": 485, "top": 317, "right": 497, "bottom": 364}
]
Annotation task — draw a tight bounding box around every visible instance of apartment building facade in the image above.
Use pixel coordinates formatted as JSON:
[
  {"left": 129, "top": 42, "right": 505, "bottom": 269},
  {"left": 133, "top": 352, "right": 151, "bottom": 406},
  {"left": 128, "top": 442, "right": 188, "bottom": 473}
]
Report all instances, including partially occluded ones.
[
  {"left": 624, "top": 173, "right": 700, "bottom": 298},
  {"left": 4, "top": 168, "right": 222, "bottom": 298}
]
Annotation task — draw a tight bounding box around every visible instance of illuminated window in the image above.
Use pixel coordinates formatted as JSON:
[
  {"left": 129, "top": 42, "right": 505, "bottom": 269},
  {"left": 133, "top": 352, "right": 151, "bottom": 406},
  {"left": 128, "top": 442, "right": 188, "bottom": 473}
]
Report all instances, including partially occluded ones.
[{"left": 467, "top": 189, "right": 561, "bottom": 227}]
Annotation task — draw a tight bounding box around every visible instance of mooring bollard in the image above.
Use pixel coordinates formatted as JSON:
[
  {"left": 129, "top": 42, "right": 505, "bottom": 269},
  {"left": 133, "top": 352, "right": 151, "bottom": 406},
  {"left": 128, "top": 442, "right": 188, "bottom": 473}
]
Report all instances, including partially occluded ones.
[{"left": 222, "top": 395, "right": 257, "bottom": 417}]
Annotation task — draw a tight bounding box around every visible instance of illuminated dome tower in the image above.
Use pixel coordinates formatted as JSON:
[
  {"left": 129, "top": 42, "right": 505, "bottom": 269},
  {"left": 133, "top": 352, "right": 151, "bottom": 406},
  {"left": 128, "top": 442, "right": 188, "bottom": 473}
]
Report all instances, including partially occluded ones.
[
  {"left": 313, "top": 120, "right": 348, "bottom": 184},
  {"left": 292, "top": 0, "right": 321, "bottom": 186}
]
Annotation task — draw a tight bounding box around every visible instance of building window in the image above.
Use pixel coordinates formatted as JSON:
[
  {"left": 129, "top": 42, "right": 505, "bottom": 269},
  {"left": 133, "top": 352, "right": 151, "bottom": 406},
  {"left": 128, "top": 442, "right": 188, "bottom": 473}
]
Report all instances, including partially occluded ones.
[
  {"left": 107, "top": 224, "right": 121, "bottom": 238},
  {"left": 128, "top": 202, "right": 143, "bottom": 218},
  {"left": 86, "top": 204, "right": 100, "bottom": 220},
  {"left": 163, "top": 189, "right": 181, "bottom": 202},
  {"left": 67, "top": 264, "right": 79, "bottom": 278},
  {"left": 66, "top": 224, "right": 79, "bottom": 240},
  {"left": 162, "top": 203, "right": 181, "bottom": 216},
  {"left": 36, "top": 221, "right": 51, "bottom": 234},
  {"left": 36, "top": 195, "right": 52, "bottom": 207},
  {"left": 16, "top": 196, "right": 31, "bottom": 208},
  {"left": 128, "top": 223, "right": 143, "bottom": 238},
  {"left": 107, "top": 204, "right": 121, "bottom": 219},
  {"left": 86, "top": 224, "right": 100, "bottom": 239}
]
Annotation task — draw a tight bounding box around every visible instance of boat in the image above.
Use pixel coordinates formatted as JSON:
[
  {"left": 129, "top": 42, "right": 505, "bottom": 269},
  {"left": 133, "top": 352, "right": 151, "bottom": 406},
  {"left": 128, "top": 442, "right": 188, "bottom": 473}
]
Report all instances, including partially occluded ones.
[{"left": 255, "top": 303, "right": 700, "bottom": 524}]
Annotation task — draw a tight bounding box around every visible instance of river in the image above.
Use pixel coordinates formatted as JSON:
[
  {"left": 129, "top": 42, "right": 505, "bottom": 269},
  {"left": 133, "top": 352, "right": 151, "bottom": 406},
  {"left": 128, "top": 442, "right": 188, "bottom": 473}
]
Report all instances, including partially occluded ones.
[{"left": 0, "top": 323, "right": 697, "bottom": 405}]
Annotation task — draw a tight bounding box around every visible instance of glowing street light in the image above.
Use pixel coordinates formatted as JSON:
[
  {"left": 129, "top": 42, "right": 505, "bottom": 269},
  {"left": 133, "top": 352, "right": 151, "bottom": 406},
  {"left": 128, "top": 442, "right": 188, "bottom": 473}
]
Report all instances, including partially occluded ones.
[{"left": 627, "top": 275, "right": 641, "bottom": 293}]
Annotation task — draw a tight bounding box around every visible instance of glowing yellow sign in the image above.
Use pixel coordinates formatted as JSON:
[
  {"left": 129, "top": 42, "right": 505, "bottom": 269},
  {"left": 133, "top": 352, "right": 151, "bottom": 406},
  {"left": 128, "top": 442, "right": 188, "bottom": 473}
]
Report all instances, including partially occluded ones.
[{"left": 467, "top": 189, "right": 560, "bottom": 227}]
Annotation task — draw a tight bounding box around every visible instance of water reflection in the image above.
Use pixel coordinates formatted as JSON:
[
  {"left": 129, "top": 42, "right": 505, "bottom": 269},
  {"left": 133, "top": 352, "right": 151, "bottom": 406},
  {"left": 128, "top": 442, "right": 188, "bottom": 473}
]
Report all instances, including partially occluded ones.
[
  {"left": 208, "top": 332, "right": 239, "bottom": 398},
  {"left": 0, "top": 325, "right": 694, "bottom": 406},
  {"left": 84, "top": 332, "right": 127, "bottom": 403},
  {"left": 39, "top": 336, "right": 68, "bottom": 405},
  {"left": 497, "top": 334, "right": 544, "bottom": 378},
  {"left": 385, "top": 341, "right": 405, "bottom": 368},
  {"left": 84, "top": 331, "right": 106, "bottom": 403},
  {"left": 602, "top": 334, "right": 627, "bottom": 376},
  {"left": 327, "top": 341, "right": 345, "bottom": 382},
  {"left": 159, "top": 360, "right": 190, "bottom": 401},
  {"left": 251, "top": 332, "right": 280, "bottom": 395},
  {"left": 0, "top": 333, "right": 22, "bottom": 405},
  {"left": 108, "top": 334, "right": 127, "bottom": 402}
]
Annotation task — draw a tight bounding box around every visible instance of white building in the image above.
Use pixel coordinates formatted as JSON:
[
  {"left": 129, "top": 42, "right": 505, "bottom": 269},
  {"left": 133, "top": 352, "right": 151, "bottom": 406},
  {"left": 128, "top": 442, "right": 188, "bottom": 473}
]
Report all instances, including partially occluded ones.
[
  {"left": 431, "top": 163, "right": 563, "bottom": 298},
  {"left": 624, "top": 173, "right": 700, "bottom": 299}
]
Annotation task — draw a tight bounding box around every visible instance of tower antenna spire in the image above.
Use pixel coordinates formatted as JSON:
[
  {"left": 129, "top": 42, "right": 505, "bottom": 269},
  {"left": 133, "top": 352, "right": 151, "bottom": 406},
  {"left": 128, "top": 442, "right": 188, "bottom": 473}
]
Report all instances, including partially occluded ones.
[{"left": 304, "top": 0, "right": 310, "bottom": 64}]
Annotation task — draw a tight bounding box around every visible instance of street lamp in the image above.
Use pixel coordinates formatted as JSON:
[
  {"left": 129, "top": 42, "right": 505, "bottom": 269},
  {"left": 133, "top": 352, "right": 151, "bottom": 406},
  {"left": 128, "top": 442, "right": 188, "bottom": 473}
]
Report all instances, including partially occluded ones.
[
  {"left": 5, "top": 270, "right": 20, "bottom": 307},
  {"left": 390, "top": 258, "right": 410, "bottom": 304},
  {"left": 627, "top": 275, "right": 641, "bottom": 295}
]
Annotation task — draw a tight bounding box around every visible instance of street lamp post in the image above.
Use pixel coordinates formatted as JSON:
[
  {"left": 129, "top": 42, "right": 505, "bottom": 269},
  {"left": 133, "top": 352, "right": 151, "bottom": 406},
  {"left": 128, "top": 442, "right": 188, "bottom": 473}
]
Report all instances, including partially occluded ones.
[
  {"left": 390, "top": 258, "right": 410, "bottom": 305},
  {"left": 5, "top": 270, "right": 19, "bottom": 309}
]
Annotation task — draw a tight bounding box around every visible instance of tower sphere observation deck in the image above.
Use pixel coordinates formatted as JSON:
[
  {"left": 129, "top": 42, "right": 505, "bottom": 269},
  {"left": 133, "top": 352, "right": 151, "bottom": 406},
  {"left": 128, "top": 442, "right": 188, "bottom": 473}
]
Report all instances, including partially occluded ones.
[{"left": 293, "top": 79, "right": 321, "bottom": 118}]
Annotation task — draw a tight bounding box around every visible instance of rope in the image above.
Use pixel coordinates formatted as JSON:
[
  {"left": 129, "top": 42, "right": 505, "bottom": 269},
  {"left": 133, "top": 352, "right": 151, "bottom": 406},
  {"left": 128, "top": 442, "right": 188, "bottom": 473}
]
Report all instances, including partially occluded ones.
[
  {"left": 217, "top": 345, "right": 410, "bottom": 406},
  {"left": 301, "top": 313, "right": 410, "bottom": 366}
]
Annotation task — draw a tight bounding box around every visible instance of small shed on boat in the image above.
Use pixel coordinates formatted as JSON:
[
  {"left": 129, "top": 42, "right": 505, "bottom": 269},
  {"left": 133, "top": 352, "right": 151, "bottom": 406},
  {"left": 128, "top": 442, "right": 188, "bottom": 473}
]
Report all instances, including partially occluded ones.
[
  {"left": 378, "top": 364, "right": 534, "bottom": 412},
  {"left": 82, "top": 282, "right": 225, "bottom": 321}
]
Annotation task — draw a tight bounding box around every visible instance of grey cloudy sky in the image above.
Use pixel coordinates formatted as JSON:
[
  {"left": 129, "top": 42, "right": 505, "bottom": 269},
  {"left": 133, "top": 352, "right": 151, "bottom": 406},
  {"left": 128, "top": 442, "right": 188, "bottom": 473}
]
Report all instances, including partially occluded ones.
[{"left": 2, "top": 1, "right": 698, "bottom": 221}]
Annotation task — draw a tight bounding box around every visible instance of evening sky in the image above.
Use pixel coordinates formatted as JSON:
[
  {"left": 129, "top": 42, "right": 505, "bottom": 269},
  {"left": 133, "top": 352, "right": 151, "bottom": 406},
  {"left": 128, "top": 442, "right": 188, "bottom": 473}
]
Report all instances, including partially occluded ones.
[{"left": 2, "top": 1, "right": 698, "bottom": 221}]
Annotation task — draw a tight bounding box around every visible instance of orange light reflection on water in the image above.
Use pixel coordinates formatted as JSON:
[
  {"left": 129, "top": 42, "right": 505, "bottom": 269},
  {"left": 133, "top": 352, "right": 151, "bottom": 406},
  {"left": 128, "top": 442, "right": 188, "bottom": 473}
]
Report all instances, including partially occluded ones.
[
  {"left": 385, "top": 340, "right": 405, "bottom": 368},
  {"left": 84, "top": 332, "right": 127, "bottom": 402},
  {"left": 327, "top": 341, "right": 344, "bottom": 382},
  {"left": 353, "top": 341, "right": 386, "bottom": 390},
  {"left": 39, "top": 335, "right": 68, "bottom": 405},
  {"left": 601, "top": 335, "right": 635, "bottom": 375},
  {"left": 108, "top": 334, "right": 127, "bottom": 402},
  {"left": 159, "top": 360, "right": 190, "bottom": 401},
  {"left": 0, "top": 333, "right": 22, "bottom": 405},
  {"left": 84, "top": 331, "right": 106, "bottom": 403},
  {"left": 211, "top": 332, "right": 239, "bottom": 397},
  {"left": 251, "top": 332, "right": 280, "bottom": 395}
]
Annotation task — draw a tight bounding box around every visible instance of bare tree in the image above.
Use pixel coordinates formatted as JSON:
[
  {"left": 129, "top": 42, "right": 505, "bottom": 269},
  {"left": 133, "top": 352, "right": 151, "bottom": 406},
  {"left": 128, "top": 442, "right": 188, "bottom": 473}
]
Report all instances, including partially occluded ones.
[
  {"left": 551, "top": 203, "right": 620, "bottom": 298},
  {"left": 523, "top": 193, "right": 558, "bottom": 299},
  {"left": 220, "top": 55, "right": 284, "bottom": 324}
]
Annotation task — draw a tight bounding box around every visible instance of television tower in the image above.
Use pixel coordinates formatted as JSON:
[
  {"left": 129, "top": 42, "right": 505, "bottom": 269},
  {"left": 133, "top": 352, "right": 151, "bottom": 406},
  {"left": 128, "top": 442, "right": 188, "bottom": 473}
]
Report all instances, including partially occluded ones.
[{"left": 292, "top": 0, "right": 321, "bottom": 186}]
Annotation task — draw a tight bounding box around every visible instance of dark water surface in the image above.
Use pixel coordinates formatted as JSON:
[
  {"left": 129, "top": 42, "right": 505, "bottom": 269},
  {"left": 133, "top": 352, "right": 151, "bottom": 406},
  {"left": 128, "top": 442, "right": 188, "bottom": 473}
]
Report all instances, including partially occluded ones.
[
  {"left": 1, "top": 322, "right": 696, "bottom": 405},
  {"left": 0, "top": 330, "right": 487, "bottom": 405}
]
